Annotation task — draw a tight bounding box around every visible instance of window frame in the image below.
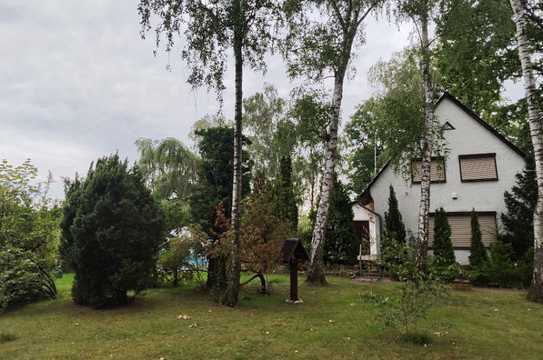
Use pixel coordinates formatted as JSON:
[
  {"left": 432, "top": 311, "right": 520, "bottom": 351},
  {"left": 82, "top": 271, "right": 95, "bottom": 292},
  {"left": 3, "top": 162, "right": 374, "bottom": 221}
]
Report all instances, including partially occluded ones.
[
  {"left": 458, "top": 153, "right": 498, "bottom": 183},
  {"left": 411, "top": 156, "right": 447, "bottom": 184}
]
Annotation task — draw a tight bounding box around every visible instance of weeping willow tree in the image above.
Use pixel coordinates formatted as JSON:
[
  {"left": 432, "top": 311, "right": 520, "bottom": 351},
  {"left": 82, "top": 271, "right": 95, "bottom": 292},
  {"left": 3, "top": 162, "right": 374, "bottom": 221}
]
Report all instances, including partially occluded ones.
[{"left": 135, "top": 137, "right": 201, "bottom": 233}]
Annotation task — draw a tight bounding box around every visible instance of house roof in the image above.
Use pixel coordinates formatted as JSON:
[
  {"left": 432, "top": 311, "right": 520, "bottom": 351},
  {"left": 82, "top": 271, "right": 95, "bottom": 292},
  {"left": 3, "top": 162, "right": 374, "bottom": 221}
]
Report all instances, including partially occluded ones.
[{"left": 358, "top": 92, "right": 526, "bottom": 201}]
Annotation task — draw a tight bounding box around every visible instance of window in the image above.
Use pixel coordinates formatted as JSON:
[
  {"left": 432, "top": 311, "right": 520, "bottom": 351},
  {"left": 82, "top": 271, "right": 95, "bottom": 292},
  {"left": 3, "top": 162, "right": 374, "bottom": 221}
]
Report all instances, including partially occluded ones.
[
  {"left": 429, "top": 212, "right": 497, "bottom": 249},
  {"left": 459, "top": 153, "right": 498, "bottom": 182},
  {"left": 411, "top": 158, "right": 446, "bottom": 184}
]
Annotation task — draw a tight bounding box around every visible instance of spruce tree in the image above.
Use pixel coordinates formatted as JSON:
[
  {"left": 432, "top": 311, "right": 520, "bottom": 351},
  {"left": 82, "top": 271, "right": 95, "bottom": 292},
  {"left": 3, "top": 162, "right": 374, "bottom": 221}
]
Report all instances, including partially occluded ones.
[
  {"left": 469, "top": 210, "right": 488, "bottom": 267},
  {"left": 384, "top": 186, "right": 407, "bottom": 243},
  {"left": 432, "top": 208, "right": 455, "bottom": 265},
  {"left": 502, "top": 160, "right": 537, "bottom": 260}
]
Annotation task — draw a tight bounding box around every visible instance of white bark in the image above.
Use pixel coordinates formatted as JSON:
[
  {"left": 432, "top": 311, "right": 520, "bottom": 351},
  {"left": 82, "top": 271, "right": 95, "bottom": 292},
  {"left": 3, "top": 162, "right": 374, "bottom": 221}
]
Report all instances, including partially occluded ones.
[
  {"left": 415, "top": 10, "right": 435, "bottom": 272},
  {"left": 510, "top": 0, "right": 543, "bottom": 301}
]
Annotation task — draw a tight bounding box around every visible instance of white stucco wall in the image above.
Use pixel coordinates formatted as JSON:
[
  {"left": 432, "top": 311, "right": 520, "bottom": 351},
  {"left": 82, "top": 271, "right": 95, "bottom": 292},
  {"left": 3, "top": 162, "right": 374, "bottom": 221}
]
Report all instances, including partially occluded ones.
[
  {"left": 366, "top": 96, "right": 526, "bottom": 264},
  {"left": 353, "top": 204, "right": 381, "bottom": 257}
]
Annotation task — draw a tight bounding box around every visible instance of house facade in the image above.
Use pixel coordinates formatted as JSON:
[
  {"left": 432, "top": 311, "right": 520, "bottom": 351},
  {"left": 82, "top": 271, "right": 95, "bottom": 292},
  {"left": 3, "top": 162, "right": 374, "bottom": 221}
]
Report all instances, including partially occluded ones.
[{"left": 352, "top": 93, "right": 526, "bottom": 265}]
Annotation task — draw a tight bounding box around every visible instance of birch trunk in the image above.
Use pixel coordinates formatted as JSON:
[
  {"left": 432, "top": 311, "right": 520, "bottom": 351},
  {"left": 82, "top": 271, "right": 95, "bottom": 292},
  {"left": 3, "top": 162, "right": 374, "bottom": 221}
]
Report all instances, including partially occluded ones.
[
  {"left": 306, "top": 72, "right": 345, "bottom": 285},
  {"left": 510, "top": 0, "right": 543, "bottom": 303},
  {"left": 415, "top": 10, "right": 434, "bottom": 273},
  {"left": 223, "top": 0, "right": 243, "bottom": 306}
]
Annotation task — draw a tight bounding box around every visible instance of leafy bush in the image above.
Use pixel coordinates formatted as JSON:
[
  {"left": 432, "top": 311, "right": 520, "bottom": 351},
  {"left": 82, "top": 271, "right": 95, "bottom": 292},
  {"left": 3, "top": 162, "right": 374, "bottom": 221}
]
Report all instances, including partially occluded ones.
[
  {"left": 159, "top": 226, "right": 207, "bottom": 287},
  {"left": 469, "top": 240, "right": 532, "bottom": 288},
  {"left": 62, "top": 154, "right": 165, "bottom": 308},
  {"left": 366, "top": 240, "right": 448, "bottom": 343},
  {"left": 0, "top": 247, "right": 57, "bottom": 311},
  {"left": 0, "top": 159, "right": 60, "bottom": 310}
]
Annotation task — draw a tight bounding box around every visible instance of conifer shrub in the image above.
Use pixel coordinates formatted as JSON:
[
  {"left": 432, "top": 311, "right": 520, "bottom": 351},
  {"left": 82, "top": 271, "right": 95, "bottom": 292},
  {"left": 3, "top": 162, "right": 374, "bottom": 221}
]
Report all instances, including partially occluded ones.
[
  {"left": 62, "top": 154, "right": 165, "bottom": 308},
  {"left": 469, "top": 210, "right": 487, "bottom": 267}
]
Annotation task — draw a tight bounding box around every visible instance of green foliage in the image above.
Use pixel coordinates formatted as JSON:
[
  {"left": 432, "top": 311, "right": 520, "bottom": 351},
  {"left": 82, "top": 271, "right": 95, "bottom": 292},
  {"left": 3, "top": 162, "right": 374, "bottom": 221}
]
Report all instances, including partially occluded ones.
[
  {"left": 469, "top": 211, "right": 487, "bottom": 267},
  {"left": 243, "top": 85, "right": 296, "bottom": 179},
  {"left": 240, "top": 179, "right": 292, "bottom": 288},
  {"left": 346, "top": 50, "right": 427, "bottom": 174},
  {"left": 323, "top": 178, "right": 357, "bottom": 265},
  {"left": 363, "top": 240, "right": 447, "bottom": 342},
  {"left": 501, "top": 160, "right": 537, "bottom": 260},
  {"left": 384, "top": 186, "right": 406, "bottom": 244},
  {"left": 159, "top": 227, "right": 206, "bottom": 287},
  {"left": 272, "top": 155, "right": 299, "bottom": 233},
  {"left": 139, "top": 0, "right": 276, "bottom": 96},
  {"left": 432, "top": 208, "right": 455, "bottom": 266},
  {"left": 469, "top": 240, "right": 532, "bottom": 288},
  {"left": 0, "top": 159, "right": 60, "bottom": 310},
  {"left": 0, "top": 247, "right": 57, "bottom": 311},
  {"left": 189, "top": 127, "right": 251, "bottom": 233},
  {"left": 63, "top": 154, "right": 165, "bottom": 307},
  {"left": 435, "top": 0, "right": 517, "bottom": 121}
]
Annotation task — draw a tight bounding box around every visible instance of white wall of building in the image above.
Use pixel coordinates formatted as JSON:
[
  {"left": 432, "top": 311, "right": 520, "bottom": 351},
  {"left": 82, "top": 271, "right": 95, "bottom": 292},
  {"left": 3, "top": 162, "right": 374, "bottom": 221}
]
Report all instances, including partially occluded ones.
[{"left": 365, "top": 96, "right": 526, "bottom": 264}]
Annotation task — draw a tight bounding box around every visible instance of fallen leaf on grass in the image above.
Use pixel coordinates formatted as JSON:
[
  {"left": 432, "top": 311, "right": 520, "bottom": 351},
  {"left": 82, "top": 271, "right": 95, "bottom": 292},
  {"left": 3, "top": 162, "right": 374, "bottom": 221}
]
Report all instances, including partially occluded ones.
[{"left": 177, "top": 314, "right": 191, "bottom": 320}]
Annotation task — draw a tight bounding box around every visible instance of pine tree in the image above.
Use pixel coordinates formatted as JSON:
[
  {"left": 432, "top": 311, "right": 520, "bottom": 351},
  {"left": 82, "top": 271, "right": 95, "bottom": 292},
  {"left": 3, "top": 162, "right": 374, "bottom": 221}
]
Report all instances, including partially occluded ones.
[
  {"left": 384, "top": 186, "right": 407, "bottom": 244},
  {"left": 432, "top": 208, "right": 455, "bottom": 265},
  {"left": 469, "top": 210, "right": 487, "bottom": 267},
  {"left": 502, "top": 160, "right": 537, "bottom": 260}
]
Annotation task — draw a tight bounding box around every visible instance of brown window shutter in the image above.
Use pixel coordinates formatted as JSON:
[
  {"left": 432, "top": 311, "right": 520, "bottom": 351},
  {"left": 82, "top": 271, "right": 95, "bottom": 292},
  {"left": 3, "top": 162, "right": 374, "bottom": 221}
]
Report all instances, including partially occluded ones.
[
  {"left": 412, "top": 159, "right": 446, "bottom": 183},
  {"left": 429, "top": 213, "right": 497, "bottom": 248},
  {"left": 459, "top": 154, "right": 497, "bottom": 181}
]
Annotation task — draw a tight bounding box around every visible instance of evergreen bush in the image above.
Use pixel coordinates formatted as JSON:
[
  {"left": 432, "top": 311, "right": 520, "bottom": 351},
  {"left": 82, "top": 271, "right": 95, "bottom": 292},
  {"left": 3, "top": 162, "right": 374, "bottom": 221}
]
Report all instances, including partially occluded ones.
[
  {"left": 62, "top": 154, "right": 165, "bottom": 307},
  {"left": 469, "top": 210, "right": 487, "bottom": 267},
  {"left": 432, "top": 208, "right": 455, "bottom": 266}
]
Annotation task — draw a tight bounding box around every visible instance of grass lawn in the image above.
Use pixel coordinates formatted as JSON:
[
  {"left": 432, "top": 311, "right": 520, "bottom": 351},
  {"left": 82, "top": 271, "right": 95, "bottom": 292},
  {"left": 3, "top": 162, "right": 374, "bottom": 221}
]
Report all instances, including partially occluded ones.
[{"left": 1, "top": 274, "right": 543, "bottom": 360}]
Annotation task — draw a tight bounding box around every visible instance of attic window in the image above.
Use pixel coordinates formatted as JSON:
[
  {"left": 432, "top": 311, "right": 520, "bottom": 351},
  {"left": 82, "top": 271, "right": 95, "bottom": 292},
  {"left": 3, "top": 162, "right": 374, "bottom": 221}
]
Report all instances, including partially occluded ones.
[
  {"left": 411, "top": 158, "right": 446, "bottom": 184},
  {"left": 459, "top": 153, "right": 498, "bottom": 182},
  {"left": 442, "top": 121, "right": 455, "bottom": 130}
]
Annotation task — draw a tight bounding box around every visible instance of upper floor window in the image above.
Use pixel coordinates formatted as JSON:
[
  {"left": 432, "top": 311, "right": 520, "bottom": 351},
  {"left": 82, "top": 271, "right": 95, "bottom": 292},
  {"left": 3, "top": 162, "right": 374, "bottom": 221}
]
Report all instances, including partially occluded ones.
[
  {"left": 459, "top": 153, "right": 498, "bottom": 182},
  {"left": 411, "top": 158, "right": 446, "bottom": 184}
]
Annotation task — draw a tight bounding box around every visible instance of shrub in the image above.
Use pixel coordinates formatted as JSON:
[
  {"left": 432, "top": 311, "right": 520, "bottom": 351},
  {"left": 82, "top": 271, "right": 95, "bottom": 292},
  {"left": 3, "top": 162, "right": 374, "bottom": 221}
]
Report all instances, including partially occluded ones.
[
  {"left": 63, "top": 154, "right": 165, "bottom": 307},
  {"left": 469, "top": 211, "right": 487, "bottom": 267},
  {"left": 384, "top": 186, "right": 406, "bottom": 244},
  {"left": 0, "top": 247, "right": 57, "bottom": 311},
  {"left": 362, "top": 241, "right": 447, "bottom": 343},
  {"left": 432, "top": 208, "right": 455, "bottom": 266},
  {"left": 469, "top": 240, "right": 532, "bottom": 288}
]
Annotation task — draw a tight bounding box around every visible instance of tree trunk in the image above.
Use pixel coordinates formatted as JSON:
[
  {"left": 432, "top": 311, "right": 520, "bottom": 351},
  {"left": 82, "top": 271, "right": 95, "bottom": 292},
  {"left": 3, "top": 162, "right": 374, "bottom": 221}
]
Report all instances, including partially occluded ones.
[
  {"left": 510, "top": 0, "right": 543, "bottom": 303},
  {"left": 307, "top": 72, "right": 345, "bottom": 285},
  {"left": 223, "top": 0, "right": 243, "bottom": 307},
  {"left": 415, "top": 10, "right": 434, "bottom": 273}
]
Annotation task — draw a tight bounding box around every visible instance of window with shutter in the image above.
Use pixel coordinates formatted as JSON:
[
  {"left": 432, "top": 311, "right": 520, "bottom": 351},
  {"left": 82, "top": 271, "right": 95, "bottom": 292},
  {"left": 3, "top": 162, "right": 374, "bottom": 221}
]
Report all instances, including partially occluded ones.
[
  {"left": 429, "top": 212, "right": 497, "bottom": 249},
  {"left": 459, "top": 153, "right": 498, "bottom": 182},
  {"left": 411, "top": 158, "right": 446, "bottom": 184}
]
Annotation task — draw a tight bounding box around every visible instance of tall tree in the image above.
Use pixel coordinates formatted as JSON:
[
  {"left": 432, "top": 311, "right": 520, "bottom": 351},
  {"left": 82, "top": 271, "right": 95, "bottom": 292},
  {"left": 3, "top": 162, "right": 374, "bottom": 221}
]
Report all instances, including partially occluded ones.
[
  {"left": 282, "top": 0, "right": 383, "bottom": 285},
  {"left": 509, "top": 0, "right": 543, "bottom": 302},
  {"left": 395, "top": 0, "right": 439, "bottom": 272},
  {"left": 139, "top": 0, "right": 275, "bottom": 306}
]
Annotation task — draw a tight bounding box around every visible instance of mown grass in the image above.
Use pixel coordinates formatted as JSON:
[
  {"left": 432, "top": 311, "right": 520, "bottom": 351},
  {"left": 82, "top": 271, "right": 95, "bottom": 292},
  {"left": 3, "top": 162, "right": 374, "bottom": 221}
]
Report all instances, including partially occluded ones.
[{"left": 1, "top": 274, "right": 542, "bottom": 359}]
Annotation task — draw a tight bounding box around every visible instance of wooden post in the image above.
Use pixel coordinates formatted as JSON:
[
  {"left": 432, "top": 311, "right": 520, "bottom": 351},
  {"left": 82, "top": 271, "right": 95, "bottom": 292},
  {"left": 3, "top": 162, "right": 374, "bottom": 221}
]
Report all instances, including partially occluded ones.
[{"left": 289, "top": 259, "right": 298, "bottom": 302}]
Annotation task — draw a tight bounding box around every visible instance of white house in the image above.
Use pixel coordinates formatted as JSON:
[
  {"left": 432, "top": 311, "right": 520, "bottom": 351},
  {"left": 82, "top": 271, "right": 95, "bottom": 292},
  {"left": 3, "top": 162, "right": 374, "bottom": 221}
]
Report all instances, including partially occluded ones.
[{"left": 352, "top": 92, "right": 526, "bottom": 265}]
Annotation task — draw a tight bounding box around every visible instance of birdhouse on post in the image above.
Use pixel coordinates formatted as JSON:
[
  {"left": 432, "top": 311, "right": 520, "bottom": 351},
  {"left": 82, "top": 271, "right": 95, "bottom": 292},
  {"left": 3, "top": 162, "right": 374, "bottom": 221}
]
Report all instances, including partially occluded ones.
[{"left": 280, "top": 238, "right": 309, "bottom": 303}]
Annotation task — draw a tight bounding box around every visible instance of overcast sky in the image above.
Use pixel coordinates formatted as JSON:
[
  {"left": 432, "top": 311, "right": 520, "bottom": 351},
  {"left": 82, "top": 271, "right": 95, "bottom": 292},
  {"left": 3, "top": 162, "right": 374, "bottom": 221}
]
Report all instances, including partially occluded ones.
[{"left": 1, "top": 1, "right": 518, "bottom": 200}]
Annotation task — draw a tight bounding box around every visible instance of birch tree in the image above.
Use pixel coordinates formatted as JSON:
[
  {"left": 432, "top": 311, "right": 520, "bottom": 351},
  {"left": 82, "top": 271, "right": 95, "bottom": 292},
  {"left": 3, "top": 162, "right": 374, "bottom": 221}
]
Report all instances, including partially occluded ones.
[
  {"left": 509, "top": 0, "right": 543, "bottom": 302},
  {"left": 281, "top": 0, "right": 383, "bottom": 285},
  {"left": 395, "top": 0, "right": 438, "bottom": 272},
  {"left": 138, "top": 0, "right": 275, "bottom": 307}
]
